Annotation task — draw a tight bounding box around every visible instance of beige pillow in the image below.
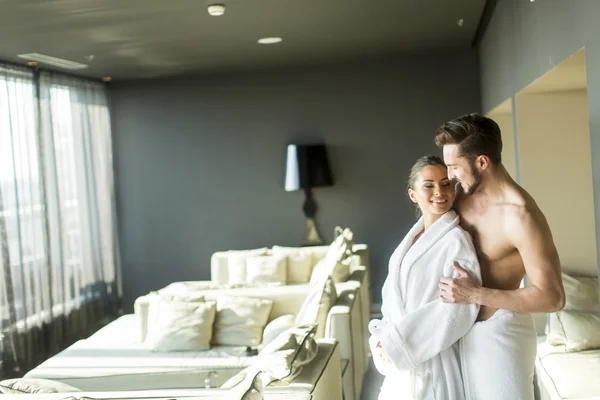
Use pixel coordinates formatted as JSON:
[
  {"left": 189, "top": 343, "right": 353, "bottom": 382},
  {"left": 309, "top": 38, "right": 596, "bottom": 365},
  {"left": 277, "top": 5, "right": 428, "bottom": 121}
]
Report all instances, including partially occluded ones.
[
  {"left": 155, "top": 291, "right": 206, "bottom": 303},
  {"left": 213, "top": 296, "right": 273, "bottom": 346},
  {"left": 227, "top": 248, "right": 269, "bottom": 286},
  {"left": 295, "top": 276, "right": 337, "bottom": 338},
  {"left": 562, "top": 274, "right": 599, "bottom": 312},
  {"left": 0, "top": 379, "right": 80, "bottom": 394},
  {"left": 144, "top": 291, "right": 206, "bottom": 343},
  {"left": 262, "top": 314, "right": 296, "bottom": 345},
  {"left": 159, "top": 281, "right": 220, "bottom": 294},
  {"left": 310, "top": 258, "right": 350, "bottom": 284},
  {"left": 223, "top": 324, "right": 319, "bottom": 389},
  {"left": 224, "top": 369, "right": 263, "bottom": 400},
  {"left": 546, "top": 273, "right": 600, "bottom": 350},
  {"left": 309, "top": 246, "right": 330, "bottom": 267},
  {"left": 257, "top": 324, "right": 319, "bottom": 385},
  {"left": 145, "top": 298, "right": 216, "bottom": 351},
  {"left": 246, "top": 255, "right": 287, "bottom": 286},
  {"left": 547, "top": 311, "right": 600, "bottom": 351},
  {"left": 325, "top": 226, "right": 353, "bottom": 263},
  {"left": 271, "top": 246, "right": 314, "bottom": 284}
]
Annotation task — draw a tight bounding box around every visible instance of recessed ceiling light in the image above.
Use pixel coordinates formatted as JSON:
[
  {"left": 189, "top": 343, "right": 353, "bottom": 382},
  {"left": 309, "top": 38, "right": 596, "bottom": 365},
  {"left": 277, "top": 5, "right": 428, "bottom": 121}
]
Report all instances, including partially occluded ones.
[
  {"left": 457, "top": 19, "right": 464, "bottom": 27},
  {"left": 207, "top": 4, "right": 225, "bottom": 16},
  {"left": 17, "top": 53, "right": 88, "bottom": 70},
  {"left": 258, "top": 37, "right": 282, "bottom": 44},
  {"left": 26, "top": 61, "right": 38, "bottom": 67},
  {"left": 101, "top": 76, "right": 112, "bottom": 82}
]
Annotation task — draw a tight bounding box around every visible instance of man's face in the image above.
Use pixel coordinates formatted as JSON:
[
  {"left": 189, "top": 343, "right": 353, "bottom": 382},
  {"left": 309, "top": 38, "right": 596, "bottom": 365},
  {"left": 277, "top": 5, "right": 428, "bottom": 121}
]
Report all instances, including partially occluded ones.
[{"left": 442, "top": 144, "right": 481, "bottom": 195}]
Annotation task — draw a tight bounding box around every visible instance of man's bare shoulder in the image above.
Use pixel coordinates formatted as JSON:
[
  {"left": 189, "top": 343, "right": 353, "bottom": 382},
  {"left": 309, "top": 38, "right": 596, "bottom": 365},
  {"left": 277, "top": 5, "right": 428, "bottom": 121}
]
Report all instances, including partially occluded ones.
[{"left": 501, "top": 182, "right": 550, "bottom": 235}]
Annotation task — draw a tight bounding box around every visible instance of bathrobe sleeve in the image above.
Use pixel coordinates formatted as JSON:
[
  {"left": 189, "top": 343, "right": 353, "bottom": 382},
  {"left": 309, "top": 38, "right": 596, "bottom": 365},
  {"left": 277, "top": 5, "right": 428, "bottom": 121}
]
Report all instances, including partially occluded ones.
[{"left": 377, "top": 230, "right": 482, "bottom": 370}]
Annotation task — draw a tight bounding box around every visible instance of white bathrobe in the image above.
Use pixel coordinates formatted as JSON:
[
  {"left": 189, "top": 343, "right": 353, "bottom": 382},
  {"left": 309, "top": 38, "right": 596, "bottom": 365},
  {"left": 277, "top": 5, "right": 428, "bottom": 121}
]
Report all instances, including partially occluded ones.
[{"left": 369, "top": 211, "right": 481, "bottom": 400}]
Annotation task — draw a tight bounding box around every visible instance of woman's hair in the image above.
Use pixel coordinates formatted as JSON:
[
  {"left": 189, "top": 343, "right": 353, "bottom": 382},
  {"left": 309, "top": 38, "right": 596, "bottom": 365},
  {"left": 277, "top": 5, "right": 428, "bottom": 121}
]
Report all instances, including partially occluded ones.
[
  {"left": 407, "top": 155, "right": 446, "bottom": 217},
  {"left": 407, "top": 155, "right": 446, "bottom": 190}
]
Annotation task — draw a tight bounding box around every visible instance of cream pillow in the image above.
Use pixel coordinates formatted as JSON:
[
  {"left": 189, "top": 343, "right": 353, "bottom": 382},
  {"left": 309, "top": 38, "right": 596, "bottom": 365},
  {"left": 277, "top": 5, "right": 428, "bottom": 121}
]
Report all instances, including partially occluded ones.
[
  {"left": 309, "top": 246, "right": 329, "bottom": 267},
  {"left": 224, "top": 369, "right": 263, "bottom": 400},
  {"left": 325, "top": 226, "right": 353, "bottom": 263},
  {"left": 561, "top": 274, "right": 599, "bottom": 312},
  {"left": 257, "top": 324, "right": 319, "bottom": 385},
  {"left": 159, "top": 281, "right": 220, "bottom": 294},
  {"left": 262, "top": 314, "right": 296, "bottom": 345},
  {"left": 144, "top": 291, "right": 206, "bottom": 343},
  {"left": 546, "top": 273, "right": 600, "bottom": 350},
  {"left": 271, "top": 246, "right": 314, "bottom": 284},
  {"left": 227, "top": 248, "right": 269, "bottom": 286},
  {"left": 213, "top": 296, "right": 274, "bottom": 346},
  {"left": 547, "top": 310, "right": 600, "bottom": 351},
  {"left": 145, "top": 298, "right": 216, "bottom": 351},
  {"left": 295, "top": 276, "right": 337, "bottom": 338},
  {"left": 246, "top": 255, "right": 287, "bottom": 286},
  {"left": 0, "top": 379, "right": 80, "bottom": 394},
  {"left": 223, "top": 324, "right": 319, "bottom": 389},
  {"left": 310, "top": 258, "right": 350, "bottom": 284}
]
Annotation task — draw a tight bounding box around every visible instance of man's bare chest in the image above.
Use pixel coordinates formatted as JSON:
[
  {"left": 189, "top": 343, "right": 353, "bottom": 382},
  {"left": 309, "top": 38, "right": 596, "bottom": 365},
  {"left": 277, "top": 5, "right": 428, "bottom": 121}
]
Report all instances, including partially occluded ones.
[{"left": 457, "top": 205, "right": 514, "bottom": 263}]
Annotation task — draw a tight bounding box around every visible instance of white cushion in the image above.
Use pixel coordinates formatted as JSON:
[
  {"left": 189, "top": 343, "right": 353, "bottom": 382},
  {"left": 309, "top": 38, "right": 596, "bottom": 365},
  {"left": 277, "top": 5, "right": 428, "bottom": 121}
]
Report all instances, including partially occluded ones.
[
  {"left": 325, "top": 227, "right": 353, "bottom": 263},
  {"left": 227, "top": 248, "right": 269, "bottom": 286},
  {"left": 295, "top": 277, "right": 337, "bottom": 339},
  {"left": 145, "top": 299, "right": 216, "bottom": 351},
  {"left": 224, "top": 324, "right": 319, "bottom": 389},
  {"left": 562, "top": 273, "right": 599, "bottom": 311},
  {"left": 195, "top": 284, "right": 311, "bottom": 321},
  {"left": 160, "top": 281, "right": 221, "bottom": 293},
  {"left": 246, "top": 255, "right": 287, "bottom": 286},
  {"left": 262, "top": 315, "right": 296, "bottom": 346},
  {"left": 0, "top": 379, "right": 81, "bottom": 394},
  {"left": 213, "top": 296, "right": 273, "bottom": 346},
  {"left": 546, "top": 273, "right": 600, "bottom": 351},
  {"left": 310, "top": 258, "right": 350, "bottom": 284},
  {"left": 224, "top": 369, "right": 263, "bottom": 400},
  {"left": 547, "top": 311, "right": 600, "bottom": 351},
  {"left": 258, "top": 324, "right": 319, "bottom": 385},
  {"left": 271, "top": 246, "right": 315, "bottom": 284}
]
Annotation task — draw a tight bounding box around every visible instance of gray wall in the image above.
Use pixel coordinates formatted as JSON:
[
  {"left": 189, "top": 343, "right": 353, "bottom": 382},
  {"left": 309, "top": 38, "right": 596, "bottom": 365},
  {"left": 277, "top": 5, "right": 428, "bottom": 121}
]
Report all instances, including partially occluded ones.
[
  {"left": 479, "top": 0, "right": 600, "bottom": 276},
  {"left": 111, "top": 51, "right": 481, "bottom": 311}
]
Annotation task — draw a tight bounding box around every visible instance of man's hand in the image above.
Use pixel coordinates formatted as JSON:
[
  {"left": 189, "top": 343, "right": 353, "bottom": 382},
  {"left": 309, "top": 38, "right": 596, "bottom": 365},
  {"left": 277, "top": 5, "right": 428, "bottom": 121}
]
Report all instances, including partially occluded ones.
[{"left": 438, "top": 262, "right": 481, "bottom": 304}]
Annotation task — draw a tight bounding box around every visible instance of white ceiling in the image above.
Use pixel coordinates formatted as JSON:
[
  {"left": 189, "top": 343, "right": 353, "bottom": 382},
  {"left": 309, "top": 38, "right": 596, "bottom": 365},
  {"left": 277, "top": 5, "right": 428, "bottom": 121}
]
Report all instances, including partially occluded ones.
[{"left": 0, "top": 0, "right": 487, "bottom": 80}]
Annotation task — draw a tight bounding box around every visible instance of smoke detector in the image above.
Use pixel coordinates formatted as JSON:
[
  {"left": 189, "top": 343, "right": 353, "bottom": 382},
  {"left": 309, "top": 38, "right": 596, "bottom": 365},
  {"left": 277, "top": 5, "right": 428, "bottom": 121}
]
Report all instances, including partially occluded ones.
[{"left": 207, "top": 4, "right": 225, "bottom": 16}]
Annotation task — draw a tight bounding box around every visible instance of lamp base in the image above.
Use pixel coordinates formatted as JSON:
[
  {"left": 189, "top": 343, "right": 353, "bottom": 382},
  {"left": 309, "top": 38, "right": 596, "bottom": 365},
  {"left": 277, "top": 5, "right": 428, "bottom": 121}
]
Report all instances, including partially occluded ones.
[{"left": 302, "top": 218, "right": 324, "bottom": 246}]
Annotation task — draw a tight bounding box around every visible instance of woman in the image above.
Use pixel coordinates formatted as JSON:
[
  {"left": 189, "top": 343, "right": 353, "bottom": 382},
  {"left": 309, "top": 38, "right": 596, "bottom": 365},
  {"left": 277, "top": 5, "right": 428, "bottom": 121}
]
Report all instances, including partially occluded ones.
[{"left": 369, "top": 156, "right": 481, "bottom": 400}]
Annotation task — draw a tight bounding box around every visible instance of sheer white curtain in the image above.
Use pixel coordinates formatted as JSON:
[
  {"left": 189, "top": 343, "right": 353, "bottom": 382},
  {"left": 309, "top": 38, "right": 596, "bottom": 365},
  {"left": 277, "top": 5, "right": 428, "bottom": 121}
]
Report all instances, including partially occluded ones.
[
  {"left": 0, "top": 66, "right": 120, "bottom": 378},
  {"left": 39, "top": 72, "right": 120, "bottom": 314}
]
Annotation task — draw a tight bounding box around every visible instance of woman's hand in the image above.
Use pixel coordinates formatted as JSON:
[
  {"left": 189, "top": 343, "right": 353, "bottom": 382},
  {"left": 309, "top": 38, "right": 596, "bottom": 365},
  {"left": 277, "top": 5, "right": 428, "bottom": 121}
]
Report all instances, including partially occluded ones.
[{"left": 369, "top": 336, "right": 393, "bottom": 375}]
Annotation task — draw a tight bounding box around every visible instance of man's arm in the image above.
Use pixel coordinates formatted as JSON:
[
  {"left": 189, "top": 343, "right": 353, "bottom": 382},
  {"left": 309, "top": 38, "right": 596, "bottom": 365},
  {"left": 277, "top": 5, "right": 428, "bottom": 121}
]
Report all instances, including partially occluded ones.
[{"left": 440, "top": 207, "right": 565, "bottom": 313}]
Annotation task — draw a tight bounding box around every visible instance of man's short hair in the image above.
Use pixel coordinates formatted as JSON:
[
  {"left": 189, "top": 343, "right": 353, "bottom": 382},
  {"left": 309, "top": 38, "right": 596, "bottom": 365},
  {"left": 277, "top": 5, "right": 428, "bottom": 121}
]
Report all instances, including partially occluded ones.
[{"left": 435, "top": 113, "right": 503, "bottom": 164}]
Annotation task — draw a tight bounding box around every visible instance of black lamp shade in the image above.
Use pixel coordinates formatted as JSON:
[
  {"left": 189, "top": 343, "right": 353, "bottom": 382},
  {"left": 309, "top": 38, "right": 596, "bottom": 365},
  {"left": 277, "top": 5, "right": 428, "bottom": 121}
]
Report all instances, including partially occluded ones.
[{"left": 285, "top": 144, "right": 334, "bottom": 191}]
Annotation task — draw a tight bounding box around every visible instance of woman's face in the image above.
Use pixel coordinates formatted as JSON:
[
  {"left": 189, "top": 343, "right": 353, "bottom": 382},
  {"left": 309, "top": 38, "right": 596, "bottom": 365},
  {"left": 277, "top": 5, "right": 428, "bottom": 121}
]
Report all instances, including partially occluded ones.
[{"left": 408, "top": 165, "right": 454, "bottom": 217}]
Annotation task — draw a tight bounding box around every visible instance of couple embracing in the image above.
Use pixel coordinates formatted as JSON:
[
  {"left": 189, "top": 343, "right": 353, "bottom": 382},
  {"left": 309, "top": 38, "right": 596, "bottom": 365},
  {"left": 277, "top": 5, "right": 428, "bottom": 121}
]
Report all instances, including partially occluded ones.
[{"left": 369, "top": 113, "right": 565, "bottom": 400}]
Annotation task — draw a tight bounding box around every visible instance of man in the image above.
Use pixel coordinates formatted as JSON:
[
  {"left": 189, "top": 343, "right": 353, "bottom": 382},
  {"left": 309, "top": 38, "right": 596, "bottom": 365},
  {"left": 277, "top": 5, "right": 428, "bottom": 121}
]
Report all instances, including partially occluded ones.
[{"left": 435, "top": 113, "right": 565, "bottom": 400}]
